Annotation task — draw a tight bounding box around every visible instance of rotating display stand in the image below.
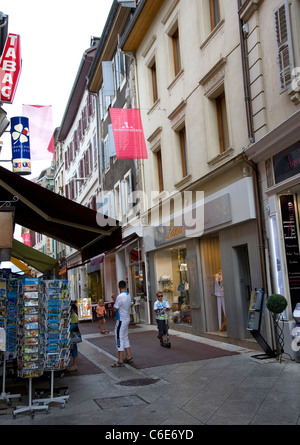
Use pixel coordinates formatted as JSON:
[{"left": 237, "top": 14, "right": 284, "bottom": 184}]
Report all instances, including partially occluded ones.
[
  {"left": 13, "top": 278, "right": 48, "bottom": 418},
  {"left": 32, "top": 280, "right": 70, "bottom": 409},
  {"left": 0, "top": 279, "right": 21, "bottom": 406}
]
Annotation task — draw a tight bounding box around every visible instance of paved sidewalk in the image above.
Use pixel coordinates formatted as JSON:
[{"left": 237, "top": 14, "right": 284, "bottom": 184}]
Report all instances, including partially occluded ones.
[{"left": 1, "top": 323, "right": 300, "bottom": 426}]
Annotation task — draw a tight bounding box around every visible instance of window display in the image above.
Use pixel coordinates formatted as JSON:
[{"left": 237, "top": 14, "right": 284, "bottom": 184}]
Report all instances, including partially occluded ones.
[{"left": 155, "top": 245, "right": 192, "bottom": 326}]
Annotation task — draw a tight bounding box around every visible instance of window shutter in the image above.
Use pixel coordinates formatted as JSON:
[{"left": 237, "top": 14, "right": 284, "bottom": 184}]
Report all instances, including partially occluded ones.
[
  {"left": 100, "top": 139, "right": 105, "bottom": 170},
  {"left": 274, "top": 0, "right": 294, "bottom": 92},
  {"left": 115, "top": 52, "right": 120, "bottom": 90},
  {"left": 93, "top": 133, "right": 98, "bottom": 164},
  {"left": 105, "top": 138, "right": 110, "bottom": 169},
  {"left": 102, "top": 61, "right": 115, "bottom": 97},
  {"left": 108, "top": 124, "right": 116, "bottom": 157},
  {"left": 65, "top": 183, "right": 69, "bottom": 199},
  {"left": 99, "top": 87, "right": 104, "bottom": 120},
  {"left": 120, "top": 52, "right": 125, "bottom": 77},
  {"left": 64, "top": 151, "right": 68, "bottom": 170}
]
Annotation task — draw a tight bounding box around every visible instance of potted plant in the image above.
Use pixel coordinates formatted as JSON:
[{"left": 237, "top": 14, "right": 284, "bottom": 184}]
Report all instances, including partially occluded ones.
[{"left": 266, "top": 294, "right": 288, "bottom": 361}]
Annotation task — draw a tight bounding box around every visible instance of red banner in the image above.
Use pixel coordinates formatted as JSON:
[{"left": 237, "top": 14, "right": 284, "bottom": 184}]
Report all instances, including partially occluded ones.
[
  {"left": 110, "top": 108, "right": 147, "bottom": 159},
  {"left": 22, "top": 233, "right": 32, "bottom": 247}
]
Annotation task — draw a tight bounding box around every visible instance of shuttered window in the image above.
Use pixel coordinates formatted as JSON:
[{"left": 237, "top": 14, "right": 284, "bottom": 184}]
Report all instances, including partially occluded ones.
[
  {"left": 108, "top": 124, "right": 116, "bottom": 157},
  {"left": 102, "top": 61, "right": 115, "bottom": 97},
  {"left": 274, "top": 0, "right": 294, "bottom": 92}
]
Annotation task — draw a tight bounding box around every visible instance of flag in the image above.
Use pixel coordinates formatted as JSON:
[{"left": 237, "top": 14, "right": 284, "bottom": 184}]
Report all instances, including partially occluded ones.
[
  {"left": 110, "top": 108, "right": 148, "bottom": 159},
  {"left": 22, "top": 104, "right": 55, "bottom": 161}
]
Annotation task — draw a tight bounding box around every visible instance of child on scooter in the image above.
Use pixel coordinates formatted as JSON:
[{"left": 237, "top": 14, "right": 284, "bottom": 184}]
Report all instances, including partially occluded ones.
[
  {"left": 154, "top": 291, "right": 170, "bottom": 345},
  {"left": 96, "top": 299, "right": 108, "bottom": 334}
]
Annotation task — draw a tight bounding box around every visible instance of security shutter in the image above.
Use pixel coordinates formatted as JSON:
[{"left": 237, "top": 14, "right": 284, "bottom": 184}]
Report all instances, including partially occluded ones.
[{"left": 274, "top": 0, "right": 294, "bottom": 92}]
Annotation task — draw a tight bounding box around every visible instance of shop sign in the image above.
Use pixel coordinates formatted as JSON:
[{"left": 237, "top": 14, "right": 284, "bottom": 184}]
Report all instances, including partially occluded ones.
[
  {"left": 10, "top": 116, "right": 31, "bottom": 175},
  {"left": 273, "top": 141, "right": 300, "bottom": 184},
  {"left": 154, "top": 220, "right": 185, "bottom": 246},
  {"left": 280, "top": 194, "right": 300, "bottom": 311},
  {"left": 0, "top": 34, "right": 21, "bottom": 104}
]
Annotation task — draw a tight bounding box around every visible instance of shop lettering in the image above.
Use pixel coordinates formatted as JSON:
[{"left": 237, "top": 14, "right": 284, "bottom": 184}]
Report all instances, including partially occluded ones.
[
  {"left": 165, "top": 221, "right": 184, "bottom": 240},
  {"left": 0, "top": 34, "right": 21, "bottom": 104}
]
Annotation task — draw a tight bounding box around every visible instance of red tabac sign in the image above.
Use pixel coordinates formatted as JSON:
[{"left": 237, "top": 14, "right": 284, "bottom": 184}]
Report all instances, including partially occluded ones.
[
  {"left": 110, "top": 108, "right": 148, "bottom": 159},
  {"left": 0, "top": 34, "right": 22, "bottom": 104}
]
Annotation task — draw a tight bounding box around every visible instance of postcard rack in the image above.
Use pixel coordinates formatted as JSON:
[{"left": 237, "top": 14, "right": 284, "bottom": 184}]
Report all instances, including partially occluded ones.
[
  {"left": 33, "top": 280, "right": 70, "bottom": 408},
  {"left": 0, "top": 279, "right": 21, "bottom": 405},
  {"left": 13, "top": 277, "right": 48, "bottom": 418}
]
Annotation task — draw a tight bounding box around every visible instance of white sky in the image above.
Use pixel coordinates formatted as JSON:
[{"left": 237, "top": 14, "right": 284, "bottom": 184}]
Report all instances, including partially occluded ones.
[
  {"left": 0, "top": 0, "right": 113, "bottom": 267},
  {"left": 0, "top": 0, "right": 113, "bottom": 178}
]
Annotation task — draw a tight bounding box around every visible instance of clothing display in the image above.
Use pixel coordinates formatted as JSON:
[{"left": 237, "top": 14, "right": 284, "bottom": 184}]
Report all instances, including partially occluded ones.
[{"left": 215, "top": 270, "right": 226, "bottom": 330}]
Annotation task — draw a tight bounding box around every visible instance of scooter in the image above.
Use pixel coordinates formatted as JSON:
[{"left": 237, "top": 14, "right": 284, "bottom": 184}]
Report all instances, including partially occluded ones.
[{"left": 160, "top": 317, "right": 171, "bottom": 348}]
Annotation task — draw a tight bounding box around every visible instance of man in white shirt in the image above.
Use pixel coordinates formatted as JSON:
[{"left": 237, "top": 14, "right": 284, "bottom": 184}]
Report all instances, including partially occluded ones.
[{"left": 111, "top": 280, "right": 133, "bottom": 367}]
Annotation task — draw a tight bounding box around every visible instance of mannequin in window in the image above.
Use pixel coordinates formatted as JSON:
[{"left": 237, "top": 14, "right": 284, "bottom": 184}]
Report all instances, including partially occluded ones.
[{"left": 215, "top": 268, "right": 226, "bottom": 331}]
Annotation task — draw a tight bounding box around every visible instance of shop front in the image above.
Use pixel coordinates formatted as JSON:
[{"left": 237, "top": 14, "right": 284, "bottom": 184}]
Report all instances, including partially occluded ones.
[
  {"left": 245, "top": 112, "right": 300, "bottom": 358},
  {"left": 146, "top": 176, "right": 264, "bottom": 342}
]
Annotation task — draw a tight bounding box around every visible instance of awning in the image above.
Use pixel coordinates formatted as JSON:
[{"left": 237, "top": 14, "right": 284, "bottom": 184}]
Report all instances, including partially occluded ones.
[
  {"left": 11, "top": 239, "right": 59, "bottom": 274},
  {"left": 0, "top": 166, "right": 122, "bottom": 261},
  {"left": 10, "top": 256, "right": 35, "bottom": 276}
]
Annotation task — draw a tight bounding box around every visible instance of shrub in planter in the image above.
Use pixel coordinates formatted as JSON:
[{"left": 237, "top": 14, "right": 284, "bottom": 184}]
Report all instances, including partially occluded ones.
[
  {"left": 266, "top": 294, "right": 288, "bottom": 361},
  {"left": 266, "top": 294, "right": 287, "bottom": 315}
]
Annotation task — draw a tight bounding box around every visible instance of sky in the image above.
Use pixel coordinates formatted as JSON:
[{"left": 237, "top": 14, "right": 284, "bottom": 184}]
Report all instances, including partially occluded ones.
[
  {"left": 0, "top": 0, "right": 113, "bottom": 178},
  {"left": 0, "top": 0, "right": 113, "bottom": 269}
]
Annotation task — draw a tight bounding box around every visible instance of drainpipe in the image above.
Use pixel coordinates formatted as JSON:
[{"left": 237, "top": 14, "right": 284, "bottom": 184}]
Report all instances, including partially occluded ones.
[
  {"left": 238, "top": 2, "right": 255, "bottom": 144},
  {"left": 238, "top": 3, "right": 268, "bottom": 291}
]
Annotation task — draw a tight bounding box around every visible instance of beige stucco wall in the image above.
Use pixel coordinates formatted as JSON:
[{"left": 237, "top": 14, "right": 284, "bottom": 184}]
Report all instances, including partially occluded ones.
[{"left": 134, "top": 0, "right": 249, "bottom": 209}]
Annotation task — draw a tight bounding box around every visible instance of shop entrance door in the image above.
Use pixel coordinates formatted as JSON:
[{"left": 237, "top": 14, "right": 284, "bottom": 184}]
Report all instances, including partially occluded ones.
[{"left": 233, "top": 244, "right": 252, "bottom": 338}]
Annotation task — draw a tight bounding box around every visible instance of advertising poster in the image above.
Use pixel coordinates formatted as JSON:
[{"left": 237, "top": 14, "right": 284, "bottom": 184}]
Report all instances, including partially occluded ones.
[
  {"left": 77, "top": 298, "right": 93, "bottom": 321},
  {"left": 10, "top": 116, "right": 31, "bottom": 175},
  {"left": 280, "top": 195, "right": 300, "bottom": 311}
]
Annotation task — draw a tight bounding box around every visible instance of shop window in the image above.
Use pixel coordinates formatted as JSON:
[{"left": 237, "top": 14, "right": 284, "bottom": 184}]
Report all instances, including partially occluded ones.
[{"left": 156, "top": 245, "right": 192, "bottom": 326}]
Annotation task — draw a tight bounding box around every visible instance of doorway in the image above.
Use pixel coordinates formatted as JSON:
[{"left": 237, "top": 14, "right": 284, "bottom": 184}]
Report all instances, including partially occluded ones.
[{"left": 233, "top": 244, "right": 252, "bottom": 338}]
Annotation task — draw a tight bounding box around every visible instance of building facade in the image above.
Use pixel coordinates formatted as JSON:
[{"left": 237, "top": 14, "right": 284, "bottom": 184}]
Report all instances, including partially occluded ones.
[
  {"left": 241, "top": 0, "right": 300, "bottom": 357},
  {"left": 119, "top": 0, "right": 265, "bottom": 341},
  {"left": 54, "top": 40, "right": 101, "bottom": 302}
]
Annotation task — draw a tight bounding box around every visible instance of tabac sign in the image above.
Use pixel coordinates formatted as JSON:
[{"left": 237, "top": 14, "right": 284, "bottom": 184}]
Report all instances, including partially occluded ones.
[{"left": 0, "top": 34, "right": 21, "bottom": 104}]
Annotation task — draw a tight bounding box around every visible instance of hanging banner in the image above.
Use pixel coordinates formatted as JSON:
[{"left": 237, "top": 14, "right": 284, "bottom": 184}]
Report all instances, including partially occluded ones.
[
  {"left": 22, "top": 104, "right": 55, "bottom": 161},
  {"left": 10, "top": 116, "right": 31, "bottom": 175},
  {"left": 110, "top": 108, "right": 148, "bottom": 159},
  {"left": 22, "top": 232, "right": 32, "bottom": 247},
  {"left": 0, "top": 34, "right": 21, "bottom": 104}
]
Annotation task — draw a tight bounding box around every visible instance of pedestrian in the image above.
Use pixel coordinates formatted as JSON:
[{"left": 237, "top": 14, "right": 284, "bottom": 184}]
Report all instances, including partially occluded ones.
[
  {"left": 96, "top": 299, "right": 108, "bottom": 334},
  {"left": 111, "top": 280, "right": 133, "bottom": 368},
  {"left": 154, "top": 291, "right": 170, "bottom": 344},
  {"left": 68, "top": 303, "right": 81, "bottom": 371}
]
